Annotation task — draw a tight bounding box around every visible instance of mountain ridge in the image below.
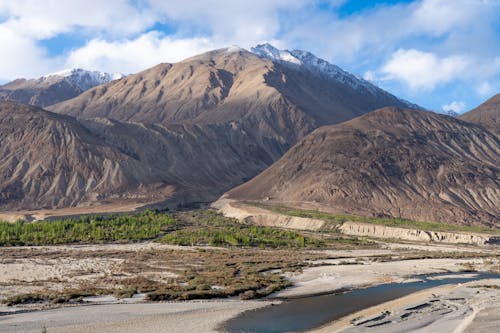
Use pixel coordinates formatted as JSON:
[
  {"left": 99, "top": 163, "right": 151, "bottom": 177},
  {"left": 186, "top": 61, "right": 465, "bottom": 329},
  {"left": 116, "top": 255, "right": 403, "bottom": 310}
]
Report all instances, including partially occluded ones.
[
  {"left": 0, "top": 69, "right": 124, "bottom": 108},
  {"left": 224, "top": 107, "right": 500, "bottom": 226}
]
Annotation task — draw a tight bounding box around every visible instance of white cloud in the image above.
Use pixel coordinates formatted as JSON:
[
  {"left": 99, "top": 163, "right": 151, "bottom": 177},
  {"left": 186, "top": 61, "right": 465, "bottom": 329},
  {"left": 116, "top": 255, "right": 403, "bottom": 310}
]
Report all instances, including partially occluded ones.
[
  {"left": 442, "top": 101, "right": 466, "bottom": 113},
  {"left": 145, "top": 0, "right": 309, "bottom": 46},
  {"left": 409, "top": 0, "right": 487, "bottom": 35},
  {"left": 65, "top": 32, "right": 216, "bottom": 74},
  {"left": 0, "top": 0, "right": 155, "bottom": 38},
  {"left": 0, "top": 26, "right": 61, "bottom": 80},
  {"left": 477, "top": 82, "right": 493, "bottom": 97},
  {"left": 381, "top": 49, "right": 470, "bottom": 90}
]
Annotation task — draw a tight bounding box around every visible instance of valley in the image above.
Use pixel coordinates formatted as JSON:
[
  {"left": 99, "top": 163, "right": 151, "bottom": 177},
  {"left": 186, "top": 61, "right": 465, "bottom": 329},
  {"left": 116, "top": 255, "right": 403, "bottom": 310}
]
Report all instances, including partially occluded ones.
[
  {"left": 0, "top": 42, "right": 498, "bottom": 333},
  {"left": 0, "top": 208, "right": 499, "bottom": 333}
]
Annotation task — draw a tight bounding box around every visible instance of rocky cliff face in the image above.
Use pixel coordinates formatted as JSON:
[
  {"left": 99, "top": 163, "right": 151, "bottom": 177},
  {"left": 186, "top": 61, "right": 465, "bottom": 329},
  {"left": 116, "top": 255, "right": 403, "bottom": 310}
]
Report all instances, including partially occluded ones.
[
  {"left": 339, "top": 222, "right": 500, "bottom": 246},
  {"left": 225, "top": 107, "right": 500, "bottom": 227},
  {"left": 215, "top": 201, "right": 500, "bottom": 245}
]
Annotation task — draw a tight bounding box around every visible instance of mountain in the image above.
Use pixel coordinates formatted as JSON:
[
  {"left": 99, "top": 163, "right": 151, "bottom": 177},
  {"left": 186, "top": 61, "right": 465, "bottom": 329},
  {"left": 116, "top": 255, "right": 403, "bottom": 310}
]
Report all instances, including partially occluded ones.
[
  {"left": 0, "top": 69, "right": 123, "bottom": 108},
  {"left": 224, "top": 107, "right": 500, "bottom": 227},
  {"left": 460, "top": 93, "right": 499, "bottom": 134},
  {"left": 0, "top": 100, "right": 294, "bottom": 210},
  {"left": 0, "top": 101, "right": 171, "bottom": 210},
  {"left": 442, "top": 110, "right": 459, "bottom": 117},
  {"left": 250, "top": 43, "right": 418, "bottom": 109},
  {"left": 48, "top": 46, "right": 415, "bottom": 129},
  {"left": 2, "top": 46, "right": 422, "bottom": 211}
]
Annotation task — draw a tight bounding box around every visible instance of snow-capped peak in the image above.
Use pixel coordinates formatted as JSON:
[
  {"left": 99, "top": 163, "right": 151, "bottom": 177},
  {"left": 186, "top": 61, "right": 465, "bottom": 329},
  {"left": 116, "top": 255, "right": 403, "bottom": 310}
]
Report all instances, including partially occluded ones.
[
  {"left": 43, "top": 68, "right": 124, "bottom": 91},
  {"left": 441, "top": 110, "right": 459, "bottom": 117},
  {"left": 251, "top": 43, "right": 302, "bottom": 65},
  {"left": 251, "top": 43, "right": 418, "bottom": 109},
  {"left": 226, "top": 45, "right": 244, "bottom": 53}
]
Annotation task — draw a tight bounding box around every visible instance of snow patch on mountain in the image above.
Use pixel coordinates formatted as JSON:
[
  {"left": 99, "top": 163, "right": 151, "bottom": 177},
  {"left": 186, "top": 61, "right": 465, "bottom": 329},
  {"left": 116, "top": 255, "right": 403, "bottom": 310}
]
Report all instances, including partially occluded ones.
[
  {"left": 251, "top": 43, "right": 418, "bottom": 109},
  {"left": 44, "top": 69, "right": 124, "bottom": 91}
]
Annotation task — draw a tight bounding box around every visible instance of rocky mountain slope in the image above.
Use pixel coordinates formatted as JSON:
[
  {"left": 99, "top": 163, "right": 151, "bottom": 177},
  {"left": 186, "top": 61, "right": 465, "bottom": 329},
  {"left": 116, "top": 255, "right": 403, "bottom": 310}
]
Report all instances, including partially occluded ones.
[
  {"left": 1, "top": 46, "right": 422, "bottom": 211},
  {"left": 460, "top": 93, "right": 499, "bottom": 134},
  {"left": 0, "top": 69, "right": 123, "bottom": 108},
  {"left": 0, "top": 101, "right": 170, "bottom": 210},
  {"left": 0, "top": 100, "right": 297, "bottom": 210},
  {"left": 49, "top": 46, "right": 414, "bottom": 134},
  {"left": 224, "top": 107, "right": 499, "bottom": 226}
]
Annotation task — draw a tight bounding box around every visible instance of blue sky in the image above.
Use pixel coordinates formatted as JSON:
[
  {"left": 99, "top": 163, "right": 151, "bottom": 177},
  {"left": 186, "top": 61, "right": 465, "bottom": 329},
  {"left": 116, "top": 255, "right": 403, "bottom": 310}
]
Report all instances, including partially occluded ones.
[{"left": 0, "top": 0, "right": 499, "bottom": 113}]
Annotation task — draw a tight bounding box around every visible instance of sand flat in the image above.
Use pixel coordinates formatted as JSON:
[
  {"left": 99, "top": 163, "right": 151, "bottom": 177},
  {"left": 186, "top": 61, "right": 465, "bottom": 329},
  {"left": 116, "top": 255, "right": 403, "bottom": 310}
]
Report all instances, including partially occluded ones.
[{"left": 0, "top": 300, "right": 270, "bottom": 333}]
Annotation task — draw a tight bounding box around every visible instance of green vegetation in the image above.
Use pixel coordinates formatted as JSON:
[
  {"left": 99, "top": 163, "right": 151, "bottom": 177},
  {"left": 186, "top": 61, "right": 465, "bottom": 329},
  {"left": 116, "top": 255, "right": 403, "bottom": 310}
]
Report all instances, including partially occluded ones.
[
  {"left": 0, "top": 209, "right": 324, "bottom": 249},
  {"left": 160, "top": 210, "right": 323, "bottom": 248},
  {"left": 0, "top": 210, "right": 178, "bottom": 246},
  {"left": 247, "top": 202, "right": 500, "bottom": 234}
]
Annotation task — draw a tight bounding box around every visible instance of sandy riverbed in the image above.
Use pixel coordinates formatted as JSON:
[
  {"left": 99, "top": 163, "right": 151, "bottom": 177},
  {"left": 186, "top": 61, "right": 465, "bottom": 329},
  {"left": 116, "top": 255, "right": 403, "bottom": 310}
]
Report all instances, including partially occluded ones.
[
  {"left": 0, "top": 300, "right": 271, "bottom": 333},
  {"left": 1, "top": 241, "right": 498, "bottom": 333},
  {"left": 310, "top": 279, "right": 500, "bottom": 333}
]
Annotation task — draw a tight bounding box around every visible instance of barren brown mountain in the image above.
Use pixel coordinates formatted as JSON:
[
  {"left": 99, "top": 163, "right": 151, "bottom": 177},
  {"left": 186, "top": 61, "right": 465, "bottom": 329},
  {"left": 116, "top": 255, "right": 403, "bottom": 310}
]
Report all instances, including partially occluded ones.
[
  {"left": 0, "top": 100, "right": 309, "bottom": 210},
  {"left": 49, "top": 47, "right": 413, "bottom": 144},
  {"left": 2, "top": 47, "right": 420, "bottom": 211},
  {"left": 0, "top": 78, "right": 83, "bottom": 108},
  {"left": 225, "top": 107, "right": 500, "bottom": 226},
  {"left": 460, "top": 93, "right": 500, "bottom": 134},
  {"left": 0, "top": 101, "right": 172, "bottom": 210},
  {"left": 0, "top": 69, "right": 121, "bottom": 108}
]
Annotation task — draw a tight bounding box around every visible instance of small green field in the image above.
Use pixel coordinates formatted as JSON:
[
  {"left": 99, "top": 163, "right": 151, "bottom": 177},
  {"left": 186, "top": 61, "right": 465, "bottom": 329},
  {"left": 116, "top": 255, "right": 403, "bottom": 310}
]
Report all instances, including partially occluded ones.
[
  {"left": 246, "top": 201, "right": 500, "bottom": 235},
  {"left": 159, "top": 209, "right": 324, "bottom": 248},
  {"left": 0, "top": 210, "right": 178, "bottom": 246},
  {"left": 0, "top": 209, "right": 328, "bottom": 248}
]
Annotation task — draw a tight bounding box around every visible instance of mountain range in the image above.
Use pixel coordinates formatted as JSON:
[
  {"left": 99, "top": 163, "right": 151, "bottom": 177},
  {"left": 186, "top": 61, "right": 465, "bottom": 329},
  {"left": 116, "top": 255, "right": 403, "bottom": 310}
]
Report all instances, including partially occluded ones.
[
  {"left": 0, "top": 69, "right": 123, "bottom": 108},
  {"left": 0, "top": 45, "right": 498, "bottom": 227}
]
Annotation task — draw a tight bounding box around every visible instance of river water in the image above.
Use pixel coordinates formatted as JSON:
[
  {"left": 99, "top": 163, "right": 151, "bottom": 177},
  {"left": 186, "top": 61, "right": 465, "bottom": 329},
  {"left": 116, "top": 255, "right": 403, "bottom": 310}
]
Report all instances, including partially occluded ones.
[{"left": 222, "top": 272, "right": 498, "bottom": 333}]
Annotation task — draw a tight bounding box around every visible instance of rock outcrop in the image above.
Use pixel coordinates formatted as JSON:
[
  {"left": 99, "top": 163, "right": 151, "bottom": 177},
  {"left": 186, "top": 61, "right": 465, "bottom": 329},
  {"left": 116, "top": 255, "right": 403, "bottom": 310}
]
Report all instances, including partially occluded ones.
[{"left": 339, "top": 222, "right": 500, "bottom": 246}]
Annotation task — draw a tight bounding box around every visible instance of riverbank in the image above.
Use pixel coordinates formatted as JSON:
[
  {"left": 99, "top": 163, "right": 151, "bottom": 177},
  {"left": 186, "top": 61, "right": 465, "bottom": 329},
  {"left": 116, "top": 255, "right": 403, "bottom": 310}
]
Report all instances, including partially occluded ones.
[
  {"left": 311, "top": 279, "right": 500, "bottom": 333},
  {"left": 0, "top": 300, "right": 271, "bottom": 333},
  {"left": 1, "top": 240, "right": 498, "bottom": 332}
]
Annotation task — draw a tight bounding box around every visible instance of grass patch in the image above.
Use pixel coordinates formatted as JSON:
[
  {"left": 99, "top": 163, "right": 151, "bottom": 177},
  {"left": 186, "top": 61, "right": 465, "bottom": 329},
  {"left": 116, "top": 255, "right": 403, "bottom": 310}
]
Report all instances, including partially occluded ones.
[
  {"left": 159, "top": 210, "right": 324, "bottom": 248},
  {"left": 246, "top": 202, "right": 500, "bottom": 234},
  {"left": 0, "top": 210, "right": 178, "bottom": 246}
]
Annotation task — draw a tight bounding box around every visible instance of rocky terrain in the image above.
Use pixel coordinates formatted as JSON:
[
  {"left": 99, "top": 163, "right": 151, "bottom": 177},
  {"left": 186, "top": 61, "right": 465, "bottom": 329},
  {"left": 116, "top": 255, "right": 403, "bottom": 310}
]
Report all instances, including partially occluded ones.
[
  {"left": 460, "top": 93, "right": 500, "bottom": 134},
  {"left": 1, "top": 46, "right": 419, "bottom": 211},
  {"left": 0, "top": 69, "right": 122, "bottom": 108},
  {"left": 0, "top": 101, "right": 172, "bottom": 210},
  {"left": 225, "top": 107, "right": 500, "bottom": 226}
]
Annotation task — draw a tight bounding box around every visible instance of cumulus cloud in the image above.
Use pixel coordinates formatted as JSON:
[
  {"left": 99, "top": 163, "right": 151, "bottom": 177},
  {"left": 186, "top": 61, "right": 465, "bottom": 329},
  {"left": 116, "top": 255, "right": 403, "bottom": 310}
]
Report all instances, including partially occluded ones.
[
  {"left": 0, "top": 0, "right": 155, "bottom": 38},
  {"left": 0, "top": 26, "right": 61, "bottom": 80},
  {"left": 65, "top": 32, "right": 216, "bottom": 74},
  {"left": 381, "top": 49, "right": 470, "bottom": 90},
  {"left": 0, "top": 0, "right": 157, "bottom": 80},
  {"left": 0, "top": 0, "right": 499, "bottom": 104},
  {"left": 442, "top": 101, "right": 466, "bottom": 114},
  {"left": 477, "top": 82, "right": 491, "bottom": 96}
]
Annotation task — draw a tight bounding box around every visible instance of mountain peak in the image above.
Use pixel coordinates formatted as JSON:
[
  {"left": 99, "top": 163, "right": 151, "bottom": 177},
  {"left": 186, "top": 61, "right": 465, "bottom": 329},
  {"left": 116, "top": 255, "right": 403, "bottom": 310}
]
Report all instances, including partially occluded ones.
[
  {"left": 251, "top": 44, "right": 417, "bottom": 108},
  {"left": 251, "top": 43, "right": 302, "bottom": 65},
  {"left": 43, "top": 68, "right": 125, "bottom": 91}
]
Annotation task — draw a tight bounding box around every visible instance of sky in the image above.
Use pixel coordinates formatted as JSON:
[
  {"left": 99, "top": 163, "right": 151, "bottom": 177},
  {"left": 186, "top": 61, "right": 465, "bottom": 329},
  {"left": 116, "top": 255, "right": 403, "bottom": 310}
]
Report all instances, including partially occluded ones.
[{"left": 0, "top": 0, "right": 498, "bottom": 113}]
